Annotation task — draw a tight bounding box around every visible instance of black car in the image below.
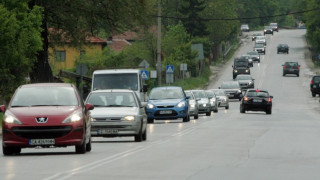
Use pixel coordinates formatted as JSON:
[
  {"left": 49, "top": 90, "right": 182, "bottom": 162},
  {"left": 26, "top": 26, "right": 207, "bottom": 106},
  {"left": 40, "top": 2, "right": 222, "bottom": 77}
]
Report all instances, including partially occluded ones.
[
  {"left": 220, "top": 81, "right": 243, "bottom": 101},
  {"left": 277, "top": 44, "right": 289, "bottom": 54},
  {"left": 282, "top": 62, "right": 300, "bottom": 77},
  {"left": 240, "top": 89, "right": 273, "bottom": 114},
  {"left": 264, "top": 26, "right": 273, "bottom": 35},
  {"left": 232, "top": 57, "right": 250, "bottom": 79},
  {"left": 310, "top": 75, "right": 320, "bottom": 97}
]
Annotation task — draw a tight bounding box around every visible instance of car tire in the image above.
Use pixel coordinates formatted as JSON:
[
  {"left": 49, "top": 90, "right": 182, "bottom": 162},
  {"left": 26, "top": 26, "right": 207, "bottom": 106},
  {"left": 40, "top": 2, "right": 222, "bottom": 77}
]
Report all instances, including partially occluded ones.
[
  {"left": 312, "top": 93, "right": 316, "bottom": 97},
  {"left": 147, "top": 118, "right": 154, "bottom": 124},
  {"left": 142, "top": 128, "right": 147, "bottom": 141},
  {"left": 205, "top": 111, "right": 211, "bottom": 116},
  {"left": 225, "top": 105, "right": 229, "bottom": 109},
  {"left": 297, "top": 74, "right": 299, "bottom": 77},
  {"left": 277, "top": 51, "right": 279, "bottom": 54},
  {"left": 283, "top": 73, "right": 285, "bottom": 76},
  {"left": 135, "top": 126, "right": 143, "bottom": 142},
  {"left": 240, "top": 106, "right": 245, "bottom": 113},
  {"left": 258, "top": 60, "right": 260, "bottom": 63},
  {"left": 194, "top": 114, "right": 199, "bottom": 119},
  {"left": 266, "top": 109, "right": 272, "bottom": 115},
  {"left": 214, "top": 108, "right": 218, "bottom": 113},
  {"left": 287, "top": 51, "right": 289, "bottom": 54},
  {"left": 86, "top": 137, "right": 92, "bottom": 152},
  {"left": 183, "top": 115, "right": 190, "bottom": 122},
  {"left": 75, "top": 136, "right": 86, "bottom": 154},
  {"left": 2, "top": 146, "right": 20, "bottom": 156}
]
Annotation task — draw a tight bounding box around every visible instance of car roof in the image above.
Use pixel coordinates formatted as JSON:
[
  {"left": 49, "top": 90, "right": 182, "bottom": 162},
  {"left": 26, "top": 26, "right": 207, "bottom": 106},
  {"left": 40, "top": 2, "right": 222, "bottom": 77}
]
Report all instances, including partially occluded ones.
[
  {"left": 152, "top": 86, "right": 182, "bottom": 90},
  {"left": 21, "top": 83, "right": 74, "bottom": 88},
  {"left": 93, "top": 69, "right": 140, "bottom": 74},
  {"left": 246, "top": 89, "right": 268, "bottom": 93}
]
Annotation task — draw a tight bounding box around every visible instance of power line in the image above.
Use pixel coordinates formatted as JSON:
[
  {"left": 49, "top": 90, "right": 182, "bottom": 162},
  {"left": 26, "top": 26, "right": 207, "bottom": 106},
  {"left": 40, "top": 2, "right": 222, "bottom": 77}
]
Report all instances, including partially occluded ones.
[{"left": 152, "top": 7, "right": 320, "bottom": 21}]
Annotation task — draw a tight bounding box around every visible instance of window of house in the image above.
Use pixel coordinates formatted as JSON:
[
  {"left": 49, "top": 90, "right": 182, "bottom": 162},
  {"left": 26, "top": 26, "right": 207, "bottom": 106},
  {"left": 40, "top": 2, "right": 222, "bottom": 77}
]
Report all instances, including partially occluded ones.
[{"left": 55, "top": 51, "right": 66, "bottom": 62}]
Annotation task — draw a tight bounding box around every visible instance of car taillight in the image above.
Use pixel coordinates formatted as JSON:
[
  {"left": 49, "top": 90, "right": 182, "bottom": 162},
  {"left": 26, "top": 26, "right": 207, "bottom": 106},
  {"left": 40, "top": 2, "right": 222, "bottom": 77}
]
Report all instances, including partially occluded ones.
[
  {"left": 244, "top": 97, "right": 249, "bottom": 101},
  {"left": 311, "top": 80, "right": 314, "bottom": 85},
  {"left": 268, "top": 98, "right": 271, "bottom": 102},
  {"left": 283, "top": 65, "right": 286, "bottom": 69},
  {"left": 297, "top": 66, "right": 300, "bottom": 70}
]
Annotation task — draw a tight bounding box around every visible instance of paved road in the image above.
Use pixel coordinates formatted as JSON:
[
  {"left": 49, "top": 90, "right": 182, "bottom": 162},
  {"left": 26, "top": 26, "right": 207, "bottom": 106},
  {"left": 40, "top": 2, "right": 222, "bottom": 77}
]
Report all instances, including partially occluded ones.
[{"left": 1, "top": 29, "right": 320, "bottom": 180}]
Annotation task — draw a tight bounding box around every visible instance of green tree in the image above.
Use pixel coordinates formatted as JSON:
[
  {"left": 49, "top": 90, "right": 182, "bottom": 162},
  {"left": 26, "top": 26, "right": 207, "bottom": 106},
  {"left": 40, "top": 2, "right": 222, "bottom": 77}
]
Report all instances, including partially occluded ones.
[
  {"left": 0, "top": 1, "right": 43, "bottom": 101},
  {"left": 178, "top": 0, "right": 207, "bottom": 37},
  {"left": 305, "top": 0, "right": 320, "bottom": 52},
  {"left": 27, "top": 0, "right": 153, "bottom": 82}
]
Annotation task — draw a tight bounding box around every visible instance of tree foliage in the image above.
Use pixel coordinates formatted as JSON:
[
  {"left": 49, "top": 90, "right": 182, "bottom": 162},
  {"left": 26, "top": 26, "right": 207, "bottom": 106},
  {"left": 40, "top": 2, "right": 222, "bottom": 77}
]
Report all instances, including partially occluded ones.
[
  {"left": 305, "top": 0, "right": 320, "bottom": 52},
  {"left": 0, "top": 0, "right": 43, "bottom": 102}
]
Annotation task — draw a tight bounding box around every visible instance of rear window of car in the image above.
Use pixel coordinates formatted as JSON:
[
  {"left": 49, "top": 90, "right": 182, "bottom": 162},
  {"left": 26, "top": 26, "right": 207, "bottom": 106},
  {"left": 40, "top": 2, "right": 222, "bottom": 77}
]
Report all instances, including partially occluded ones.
[
  {"left": 285, "top": 62, "right": 298, "bottom": 67},
  {"left": 313, "top": 76, "right": 320, "bottom": 83},
  {"left": 246, "top": 91, "right": 269, "bottom": 97}
]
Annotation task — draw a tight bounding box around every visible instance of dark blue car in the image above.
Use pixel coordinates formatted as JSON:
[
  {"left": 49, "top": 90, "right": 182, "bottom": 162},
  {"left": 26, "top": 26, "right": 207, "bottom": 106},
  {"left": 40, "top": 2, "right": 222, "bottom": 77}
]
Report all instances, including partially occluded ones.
[{"left": 146, "top": 86, "right": 189, "bottom": 123}]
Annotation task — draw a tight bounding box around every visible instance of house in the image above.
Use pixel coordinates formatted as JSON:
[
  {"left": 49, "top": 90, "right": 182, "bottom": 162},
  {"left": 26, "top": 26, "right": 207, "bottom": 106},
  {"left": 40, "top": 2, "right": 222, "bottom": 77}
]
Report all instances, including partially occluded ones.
[{"left": 48, "top": 31, "right": 107, "bottom": 72}]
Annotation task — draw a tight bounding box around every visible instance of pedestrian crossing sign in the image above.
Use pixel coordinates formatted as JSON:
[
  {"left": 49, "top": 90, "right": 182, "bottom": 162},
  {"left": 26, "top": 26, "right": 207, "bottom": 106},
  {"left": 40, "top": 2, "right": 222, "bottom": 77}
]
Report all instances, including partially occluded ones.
[
  {"left": 140, "top": 70, "right": 149, "bottom": 80},
  {"left": 166, "top": 65, "right": 174, "bottom": 74}
]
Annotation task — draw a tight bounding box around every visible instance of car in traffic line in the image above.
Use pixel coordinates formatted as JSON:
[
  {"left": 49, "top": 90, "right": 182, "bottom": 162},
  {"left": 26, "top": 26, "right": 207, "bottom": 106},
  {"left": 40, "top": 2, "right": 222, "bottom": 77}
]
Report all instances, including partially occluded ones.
[
  {"left": 255, "top": 36, "right": 266, "bottom": 46},
  {"left": 310, "top": 75, "right": 320, "bottom": 97},
  {"left": 277, "top": 44, "right": 289, "bottom": 54},
  {"left": 210, "top": 89, "right": 229, "bottom": 109},
  {"left": 219, "top": 81, "right": 243, "bottom": 101},
  {"left": 254, "top": 43, "right": 266, "bottom": 55},
  {"left": 0, "top": 83, "right": 94, "bottom": 155},
  {"left": 282, "top": 62, "right": 300, "bottom": 77},
  {"left": 247, "top": 51, "right": 260, "bottom": 63},
  {"left": 252, "top": 33, "right": 263, "bottom": 41},
  {"left": 240, "top": 89, "right": 273, "bottom": 114},
  {"left": 240, "top": 54, "right": 253, "bottom": 67},
  {"left": 191, "top": 90, "right": 211, "bottom": 116},
  {"left": 241, "top": 24, "right": 250, "bottom": 32},
  {"left": 264, "top": 26, "right": 273, "bottom": 35},
  {"left": 185, "top": 90, "right": 199, "bottom": 119},
  {"left": 235, "top": 74, "right": 255, "bottom": 90},
  {"left": 85, "top": 89, "right": 147, "bottom": 142},
  {"left": 232, "top": 57, "right": 251, "bottom": 79},
  {"left": 270, "top": 22, "right": 278, "bottom": 32},
  {"left": 205, "top": 90, "right": 219, "bottom": 113},
  {"left": 146, "top": 86, "right": 189, "bottom": 123}
]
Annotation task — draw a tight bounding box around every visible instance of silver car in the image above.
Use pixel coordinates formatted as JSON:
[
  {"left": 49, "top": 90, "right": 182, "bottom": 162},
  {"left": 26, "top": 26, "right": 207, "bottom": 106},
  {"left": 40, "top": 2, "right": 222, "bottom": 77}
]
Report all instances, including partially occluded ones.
[
  {"left": 205, "top": 90, "right": 218, "bottom": 113},
  {"left": 235, "top": 74, "right": 255, "bottom": 90},
  {"left": 185, "top": 90, "right": 199, "bottom": 119},
  {"left": 85, "top": 89, "right": 147, "bottom": 142},
  {"left": 211, "top": 89, "right": 229, "bottom": 109},
  {"left": 191, "top": 90, "right": 211, "bottom": 116}
]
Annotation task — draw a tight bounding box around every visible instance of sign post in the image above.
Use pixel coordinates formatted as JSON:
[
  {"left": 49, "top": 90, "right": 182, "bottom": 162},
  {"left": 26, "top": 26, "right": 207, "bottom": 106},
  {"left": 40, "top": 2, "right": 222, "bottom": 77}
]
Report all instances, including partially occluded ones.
[
  {"left": 166, "top": 65, "right": 174, "bottom": 84},
  {"left": 180, "top": 63, "right": 187, "bottom": 87}
]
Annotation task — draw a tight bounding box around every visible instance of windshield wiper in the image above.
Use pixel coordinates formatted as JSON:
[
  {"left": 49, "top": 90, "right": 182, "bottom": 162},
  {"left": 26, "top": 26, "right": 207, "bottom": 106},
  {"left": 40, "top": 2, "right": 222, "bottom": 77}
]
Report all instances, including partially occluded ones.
[{"left": 11, "top": 105, "right": 27, "bottom": 107}]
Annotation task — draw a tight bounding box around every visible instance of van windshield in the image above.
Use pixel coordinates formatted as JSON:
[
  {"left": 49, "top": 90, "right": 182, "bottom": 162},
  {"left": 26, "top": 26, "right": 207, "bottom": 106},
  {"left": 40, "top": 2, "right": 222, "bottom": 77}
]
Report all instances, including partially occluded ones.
[{"left": 93, "top": 73, "right": 138, "bottom": 91}]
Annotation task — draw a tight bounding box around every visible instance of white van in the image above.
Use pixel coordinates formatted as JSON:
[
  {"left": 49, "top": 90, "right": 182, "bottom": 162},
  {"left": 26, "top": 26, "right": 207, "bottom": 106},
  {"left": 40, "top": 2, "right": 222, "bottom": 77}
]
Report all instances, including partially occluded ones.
[{"left": 91, "top": 69, "right": 148, "bottom": 101}]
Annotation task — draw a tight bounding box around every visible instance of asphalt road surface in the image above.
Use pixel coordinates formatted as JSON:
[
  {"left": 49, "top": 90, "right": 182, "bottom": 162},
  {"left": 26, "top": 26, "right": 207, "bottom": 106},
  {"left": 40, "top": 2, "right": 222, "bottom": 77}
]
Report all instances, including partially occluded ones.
[{"left": 2, "top": 29, "right": 320, "bottom": 180}]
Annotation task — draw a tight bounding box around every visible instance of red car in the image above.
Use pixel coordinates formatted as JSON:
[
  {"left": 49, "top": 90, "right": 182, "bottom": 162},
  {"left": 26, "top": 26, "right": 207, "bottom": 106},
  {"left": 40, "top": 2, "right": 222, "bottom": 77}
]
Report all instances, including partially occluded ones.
[{"left": 0, "top": 83, "right": 94, "bottom": 155}]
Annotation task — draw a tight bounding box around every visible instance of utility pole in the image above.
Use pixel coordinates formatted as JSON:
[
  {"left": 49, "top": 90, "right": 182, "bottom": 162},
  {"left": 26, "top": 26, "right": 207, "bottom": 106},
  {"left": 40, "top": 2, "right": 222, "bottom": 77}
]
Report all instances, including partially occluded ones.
[{"left": 157, "top": 0, "right": 162, "bottom": 86}]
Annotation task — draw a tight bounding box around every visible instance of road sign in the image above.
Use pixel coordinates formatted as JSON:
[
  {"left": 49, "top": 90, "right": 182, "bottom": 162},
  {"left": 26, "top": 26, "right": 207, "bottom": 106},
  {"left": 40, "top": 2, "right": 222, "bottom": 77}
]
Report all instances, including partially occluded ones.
[
  {"left": 150, "top": 70, "right": 157, "bottom": 78},
  {"left": 166, "top": 65, "right": 174, "bottom": 74},
  {"left": 180, "top": 63, "right": 187, "bottom": 71},
  {"left": 139, "top": 59, "right": 150, "bottom": 69},
  {"left": 140, "top": 70, "right": 149, "bottom": 80}
]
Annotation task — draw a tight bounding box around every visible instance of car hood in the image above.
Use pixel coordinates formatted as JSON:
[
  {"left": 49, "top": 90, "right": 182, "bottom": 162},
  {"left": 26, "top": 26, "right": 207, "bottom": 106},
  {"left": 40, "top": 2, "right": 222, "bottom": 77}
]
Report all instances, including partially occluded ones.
[
  {"left": 90, "top": 107, "right": 139, "bottom": 117},
  {"left": 234, "top": 66, "right": 249, "bottom": 69},
  {"left": 148, "top": 99, "right": 183, "bottom": 106},
  {"left": 7, "top": 106, "right": 79, "bottom": 125},
  {"left": 238, "top": 80, "right": 252, "bottom": 83}
]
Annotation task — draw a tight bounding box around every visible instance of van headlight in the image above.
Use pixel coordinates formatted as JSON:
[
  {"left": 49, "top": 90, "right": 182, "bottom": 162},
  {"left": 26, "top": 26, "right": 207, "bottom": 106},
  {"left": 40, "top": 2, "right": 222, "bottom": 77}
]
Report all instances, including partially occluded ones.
[
  {"left": 124, "top": 116, "right": 135, "bottom": 121},
  {"left": 177, "top": 101, "right": 186, "bottom": 108},
  {"left": 62, "top": 110, "right": 83, "bottom": 123},
  {"left": 190, "top": 104, "right": 195, "bottom": 108}
]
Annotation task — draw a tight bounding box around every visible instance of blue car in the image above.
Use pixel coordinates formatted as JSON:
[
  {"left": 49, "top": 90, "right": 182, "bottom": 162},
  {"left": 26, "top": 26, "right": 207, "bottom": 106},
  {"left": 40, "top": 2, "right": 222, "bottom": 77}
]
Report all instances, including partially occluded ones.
[{"left": 146, "top": 86, "right": 190, "bottom": 123}]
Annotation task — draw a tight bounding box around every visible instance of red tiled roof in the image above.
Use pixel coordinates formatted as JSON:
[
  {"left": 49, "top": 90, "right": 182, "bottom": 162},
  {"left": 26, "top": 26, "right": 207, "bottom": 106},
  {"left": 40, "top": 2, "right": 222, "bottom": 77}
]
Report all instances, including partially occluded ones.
[{"left": 48, "top": 28, "right": 106, "bottom": 44}]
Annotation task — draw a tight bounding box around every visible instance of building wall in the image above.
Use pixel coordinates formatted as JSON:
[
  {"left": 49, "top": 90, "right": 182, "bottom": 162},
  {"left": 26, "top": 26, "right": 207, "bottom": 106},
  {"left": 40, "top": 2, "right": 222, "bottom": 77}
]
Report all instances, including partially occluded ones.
[{"left": 49, "top": 44, "right": 103, "bottom": 72}]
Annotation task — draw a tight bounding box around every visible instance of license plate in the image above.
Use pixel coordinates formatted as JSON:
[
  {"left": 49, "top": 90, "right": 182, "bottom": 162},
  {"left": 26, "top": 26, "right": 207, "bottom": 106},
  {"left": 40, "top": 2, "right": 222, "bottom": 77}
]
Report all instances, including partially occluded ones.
[
  {"left": 290, "top": 69, "right": 294, "bottom": 71},
  {"left": 98, "top": 129, "right": 118, "bottom": 134},
  {"left": 160, "top": 110, "right": 172, "bottom": 114},
  {"left": 313, "top": 85, "right": 317, "bottom": 88},
  {"left": 253, "top": 99, "right": 262, "bottom": 102},
  {"left": 29, "top": 139, "right": 55, "bottom": 145}
]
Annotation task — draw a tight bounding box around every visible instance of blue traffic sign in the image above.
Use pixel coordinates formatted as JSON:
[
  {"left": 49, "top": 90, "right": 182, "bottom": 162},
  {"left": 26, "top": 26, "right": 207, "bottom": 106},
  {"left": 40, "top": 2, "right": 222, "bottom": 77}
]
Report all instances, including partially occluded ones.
[
  {"left": 166, "top": 65, "right": 174, "bottom": 74},
  {"left": 140, "top": 70, "right": 149, "bottom": 80}
]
